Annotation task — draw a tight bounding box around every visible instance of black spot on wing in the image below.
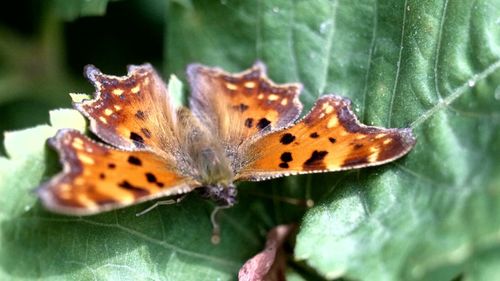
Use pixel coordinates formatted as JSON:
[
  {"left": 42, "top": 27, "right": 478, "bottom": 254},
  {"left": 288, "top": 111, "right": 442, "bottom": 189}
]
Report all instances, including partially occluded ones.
[
  {"left": 256, "top": 118, "right": 271, "bottom": 130},
  {"left": 118, "top": 180, "right": 149, "bottom": 196},
  {"left": 280, "top": 152, "right": 293, "bottom": 162},
  {"left": 135, "top": 110, "right": 146, "bottom": 120},
  {"left": 342, "top": 157, "right": 369, "bottom": 167},
  {"left": 310, "top": 132, "right": 319, "bottom": 138},
  {"left": 130, "top": 132, "right": 145, "bottom": 147},
  {"left": 108, "top": 163, "right": 116, "bottom": 169},
  {"left": 303, "top": 150, "right": 328, "bottom": 170},
  {"left": 279, "top": 152, "right": 293, "bottom": 169},
  {"left": 141, "top": 128, "right": 152, "bottom": 138},
  {"left": 245, "top": 118, "right": 254, "bottom": 128},
  {"left": 127, "top": 155, "right": 142, "bottom": 166},
  {"left": 145, "top": 172, "right": 156, "bottom": 183},
  {"left": 145, "top": 172, "right": 165, "bottom": 188},
  {"left": 232, "top": 103, "right": 249, "bottom": 112},
  {"left": 280, "top": 133, "right": 296, "bottom": 145},
  {"left": 329, "top": 137, "right": 336, "bottom": 144},
  {"left": 279, "top": 163, "right": 289, "bottom": 168},
  {"left": 353, "top": 143, "right": 363, "bottom": 149}
]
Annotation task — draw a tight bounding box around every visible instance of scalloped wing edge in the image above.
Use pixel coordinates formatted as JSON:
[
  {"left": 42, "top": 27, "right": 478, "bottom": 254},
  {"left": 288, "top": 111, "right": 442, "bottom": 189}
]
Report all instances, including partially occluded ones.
[
  {"left": 36, "top": 128, "right": 200, "bottom": 216},
  {"left": 237, "top": 94, "right": 416, "bottom": 181}
]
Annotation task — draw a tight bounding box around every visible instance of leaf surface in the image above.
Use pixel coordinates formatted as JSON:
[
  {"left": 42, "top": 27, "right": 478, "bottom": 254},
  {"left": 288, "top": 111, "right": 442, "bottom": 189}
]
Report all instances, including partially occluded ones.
[{"left": 168, "top": 0, "right": 500, "bottom": 280}]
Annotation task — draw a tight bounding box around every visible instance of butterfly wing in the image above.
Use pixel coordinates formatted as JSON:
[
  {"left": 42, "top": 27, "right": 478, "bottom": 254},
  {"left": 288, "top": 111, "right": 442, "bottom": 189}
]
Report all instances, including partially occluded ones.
[
  {"left": 235, "top": 95, "right": 416, "bottom": 181},
  {"left": 38, "top": 129, "right": 200, "bottom": 215},
  {"left": 75, "top": 64, "right": 179, "bottom": 154},
  {"left": 187, "top": 62, "right": 303, "bottom": 148}
]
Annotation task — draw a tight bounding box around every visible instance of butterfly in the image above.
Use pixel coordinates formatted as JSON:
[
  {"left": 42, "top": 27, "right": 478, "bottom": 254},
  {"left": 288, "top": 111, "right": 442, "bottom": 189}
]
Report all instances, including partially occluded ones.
[{"left": 37, "top": 62, "right": 415, "bottom": 243}]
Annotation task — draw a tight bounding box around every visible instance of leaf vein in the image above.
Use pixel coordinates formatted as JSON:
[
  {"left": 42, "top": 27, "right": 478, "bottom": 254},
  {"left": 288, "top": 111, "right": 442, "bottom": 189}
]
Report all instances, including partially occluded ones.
[
  {"left": 317, "top": 1, "right": 338, "bottom": 98},
  {"left": 433, "top": 0, "right": 450, "bottom": 101},
  {"left": 411, "top": 59, "right": 500, "bottom": 128},
  {"left": 77, "top": 218, "right": 241, "bottom": 268},
  {"left": 361, "top": 0, "right": 378, "bottom": 122},
  {"left": 387, "top": 0, "right": 409, "bottom": 127},
  {"left": 395, "top": 163, "right": 447, "bottom": 187},
  {"left": 288, "top": 0, "right": 300, "bottom": 83},
  {"left": 255, "top": 0, "right": 262, "bottom": 58}
]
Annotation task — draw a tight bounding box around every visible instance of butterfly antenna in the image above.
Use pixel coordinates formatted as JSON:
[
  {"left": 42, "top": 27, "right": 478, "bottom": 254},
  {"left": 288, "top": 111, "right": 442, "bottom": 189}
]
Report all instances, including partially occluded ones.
[
  {"left": 136, "top": 195, "right": 186, "bottom": 217},
  {"left": 210, "top": 205, "right": 231, "bottom": 245}
]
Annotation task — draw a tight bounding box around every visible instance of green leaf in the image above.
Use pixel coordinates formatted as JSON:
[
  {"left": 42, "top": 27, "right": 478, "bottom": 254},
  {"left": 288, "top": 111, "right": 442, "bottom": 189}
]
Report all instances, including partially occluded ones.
[
  {"left": 0, "top": 109, "right": 86, "bottom": 226},
  {"left": 462, "top": 246, "right": 500, "bottom": 281},
  {"left": 70, "top": 93, "right": 92, "bottom": 103},
  {"left": 52, "top": 0, "right": 116, "bottom": 21},
  {"left": 167, "top": 0, "right": 500, "bottom": 280},
  {"left": 168, "top": 74, "right": 185, "bottom": 107}
]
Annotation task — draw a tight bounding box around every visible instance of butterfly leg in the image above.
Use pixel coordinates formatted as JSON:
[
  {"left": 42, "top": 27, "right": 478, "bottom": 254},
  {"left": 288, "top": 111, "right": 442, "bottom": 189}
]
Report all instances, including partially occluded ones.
[{"left": 135, "top": 195, "right": 187, "bottom": 217}]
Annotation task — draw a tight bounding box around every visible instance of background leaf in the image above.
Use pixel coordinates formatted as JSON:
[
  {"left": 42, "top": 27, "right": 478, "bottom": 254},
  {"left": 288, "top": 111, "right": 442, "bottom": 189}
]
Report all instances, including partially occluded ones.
[
  {"left": 168, "top": 0, "right": 500, "bottom": 280},
  {"left": 52, "top": 0, "right": 116, "bottom": 21},
  {"left": 1, "top": 0, "right": 499, "bottom": 280}
]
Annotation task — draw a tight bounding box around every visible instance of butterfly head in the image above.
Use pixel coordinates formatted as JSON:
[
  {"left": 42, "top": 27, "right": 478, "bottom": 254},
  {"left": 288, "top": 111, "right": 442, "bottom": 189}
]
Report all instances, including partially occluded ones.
[{"left": 197, "top": 183, "right": 237, "bottom": 207}]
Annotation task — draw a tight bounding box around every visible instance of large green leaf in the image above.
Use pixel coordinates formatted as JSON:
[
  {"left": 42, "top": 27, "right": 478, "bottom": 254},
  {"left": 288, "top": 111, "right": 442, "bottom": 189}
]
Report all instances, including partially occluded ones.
[
  {"left": 167, "top": 0, "right": 500, "bottom": 280},
  {"left": 1, "top": 0, "right": 499, "bottom": 280}
]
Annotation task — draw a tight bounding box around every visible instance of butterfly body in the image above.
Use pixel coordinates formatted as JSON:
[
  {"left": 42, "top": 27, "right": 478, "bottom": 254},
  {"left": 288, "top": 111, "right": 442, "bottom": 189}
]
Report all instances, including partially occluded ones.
[
  {"left": 37, "top": 62, "right": 416, "bottom": 220},
  {"left": 177, "top": 110, "right": 237, "bottom": 206}
]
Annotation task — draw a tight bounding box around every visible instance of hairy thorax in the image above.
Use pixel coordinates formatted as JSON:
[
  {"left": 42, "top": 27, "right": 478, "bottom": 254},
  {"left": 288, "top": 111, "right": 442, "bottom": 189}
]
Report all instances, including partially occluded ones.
[{"left": 179, "top": 110, "right": 237, "bottom": 206}]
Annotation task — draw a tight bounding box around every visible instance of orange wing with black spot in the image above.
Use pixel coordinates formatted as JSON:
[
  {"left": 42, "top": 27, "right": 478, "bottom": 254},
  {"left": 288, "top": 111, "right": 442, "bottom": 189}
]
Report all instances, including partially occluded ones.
[
  {"left": 37, "top": 129, "right": 199, "bottom": 215},
  {"left": 75, "top": 64, "right": 178, "bottom": 153},
  {"left": 235, "top": 95, "right": 416, "bottom": 181},
  {"left": 187, "top": 62, "right": 303, "bottom": 147}
]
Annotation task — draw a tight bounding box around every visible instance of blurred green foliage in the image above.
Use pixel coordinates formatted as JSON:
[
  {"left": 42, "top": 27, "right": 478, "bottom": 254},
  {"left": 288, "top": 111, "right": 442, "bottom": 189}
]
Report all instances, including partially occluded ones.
[{"left": 0, "top": 0, "right": 165, "bottom": 145}]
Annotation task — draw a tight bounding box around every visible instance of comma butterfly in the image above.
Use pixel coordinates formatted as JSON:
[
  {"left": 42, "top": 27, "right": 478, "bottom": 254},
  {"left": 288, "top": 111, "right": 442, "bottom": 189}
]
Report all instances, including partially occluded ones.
[{"left": 37, "top": 62, "right": 415, "bottom": 242}]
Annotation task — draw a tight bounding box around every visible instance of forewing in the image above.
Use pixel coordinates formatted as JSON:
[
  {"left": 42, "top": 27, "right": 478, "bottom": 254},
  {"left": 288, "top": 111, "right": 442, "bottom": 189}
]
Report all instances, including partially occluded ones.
[
  {"left": 75, "top": 64, "right": 178, "bottom": 153},
  {"left": 37, "top": 129, "right": 199, "bottom": 215},
  {"left": 187, "top": 62, "right": 303, "bottom": 147},
  {"left": 235, "top": 95, "right": 416, "bottom": 181}
]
